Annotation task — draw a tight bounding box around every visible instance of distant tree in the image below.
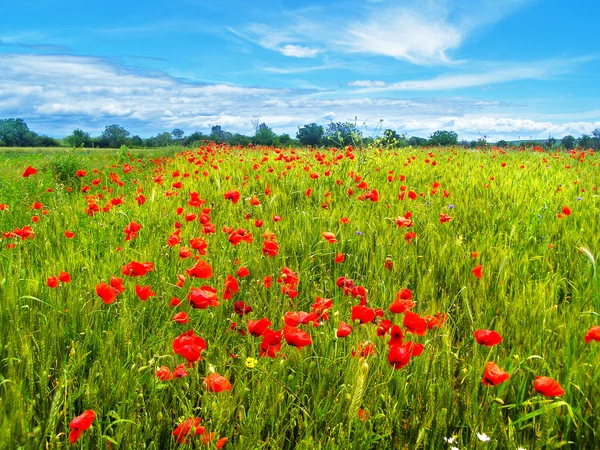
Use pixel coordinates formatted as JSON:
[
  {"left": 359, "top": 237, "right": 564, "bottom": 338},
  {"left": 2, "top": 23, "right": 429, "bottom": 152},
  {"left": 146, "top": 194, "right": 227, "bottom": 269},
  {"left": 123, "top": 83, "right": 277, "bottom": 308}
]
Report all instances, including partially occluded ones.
[
  {"left": 101, "top": 124, "right": 130, "bottom": 148},
  {"left": 228, "top": 133, "right": 252, "bottom": 146},
  {"left": 429, "top": 130, "right": 458, "bottom": 146},
  {"left": 495, "top": 140, "right": 509, "bottom": 148},
  {"left": 0, "top": 118, "right": 37, "bottom": 146},
  {"left": 65, "top": 129, "right": 92, "bottom": 148},
  {"left": 561, "top": 135, "right": 576, "bottom": 150},
  {"left": 278, "top": 133, "right": 297, "bottom": 147},
  {"left": 210, "top": 125, "right": 228, "bottom": 143},
  {"left": 546, "top": 136, "right": 556, "bottom": 148},
  {"left": 183, "top": 131, "right": 208, "bottom": 146},
  {"left": 380, "top": 129, "right": 407, "bottom": 148},
  {"left": 171, "top": 128, "right": 185, "bottom": 141},
  {"left": 592, "top": 128, "right": 600, "bottom": 150},
  {"left": 471, "top": 138, "right": 487, "bottom": 148},
  {"left": 408, "top": 136, "right": 428, "bottom": 147},
  {"left": 34, "top": 135, "right": 59, "bottom": 147},
  {"left": 324, "top": 122, "right": 362, "bottom": 147},
  {"left": 296, "top": 123, "right": 324, "bottom": 146},
  {"left": 253, "top": 123, "right": 279, "bottom": 146},
  {"left": 579, "top": 134, "right": 592, "bottom": 149},
  {"left": 130, "top": 135, "right": 143, "bottom": 147},
  {"left": 153, "top": 132, "right": 173, "bottom": 147}
]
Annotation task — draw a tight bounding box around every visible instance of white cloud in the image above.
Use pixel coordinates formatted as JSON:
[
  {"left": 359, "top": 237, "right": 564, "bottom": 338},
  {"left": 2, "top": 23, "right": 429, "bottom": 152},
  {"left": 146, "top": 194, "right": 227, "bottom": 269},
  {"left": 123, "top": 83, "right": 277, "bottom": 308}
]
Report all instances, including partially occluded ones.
[
  {"left": 279, "top": 44, "right": 321, "bottom": 58},
  {"left": 229, "top": 25, "right": 321, "bottom": 58}
]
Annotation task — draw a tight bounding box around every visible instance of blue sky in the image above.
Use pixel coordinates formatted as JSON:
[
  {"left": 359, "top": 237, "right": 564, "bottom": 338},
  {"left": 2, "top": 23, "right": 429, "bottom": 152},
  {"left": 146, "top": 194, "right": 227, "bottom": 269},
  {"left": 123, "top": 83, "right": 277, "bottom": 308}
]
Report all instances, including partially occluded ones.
[{"left": 1, "top": 0, "right": 599, "bottom": 140}]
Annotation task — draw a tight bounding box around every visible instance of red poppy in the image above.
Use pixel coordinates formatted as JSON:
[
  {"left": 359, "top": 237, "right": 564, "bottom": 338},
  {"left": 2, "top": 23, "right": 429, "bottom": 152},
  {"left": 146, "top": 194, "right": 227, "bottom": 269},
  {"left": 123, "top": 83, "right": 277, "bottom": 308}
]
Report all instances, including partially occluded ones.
[
  {"left": 439, "top": 213, "right": 453, "bottom": 224},
  {"left": 156, "top": 366, "right": 173, "bottom": 381},
  {"left": 110, "top": 276, "right": 125, "bottom": 294},
  {"left": 284, "top": 311, "right": 319, "bottom": 327},
  {"left": 352, "top": 342, "right": 376, "bottom": 358},
  {"left": 172, "top": 311, "right": 190, "bottom": 324},
  {"left": 96, "top": 283, "right": 117, "bottom": 304},
  {"left": 172, "top": 330, "right": 207, "bottom": 363},
  {"left": 562, "top": 206, "right": 571, "bottom": 216},
  {"left": 260, "top": 329, "right": 282, "bottom": 358},
  {"left": 69, "top": 410, "right": 96, "bottom": 444},
  {"left": 403, "top": 311, "right": 427, "bottom": 336},
  {"left": 186, "top": 260, "right": 213, "bottom": 278},
  {"left": 123, "top": 221, "right": 141, "bottom": 240},
  {"left": 474, "top": 330, "right": 503, "bottom": 346},
  {"left": 22, "top": 166, "right": 38, "bottom": 177},
  {"left": 188, "top": 286, "right": 219, "bottom": 309},
  {"left": 247, "top": 318, "right": 272, "bottom": 337},
  {"left": 204, "top": 373, "right": 232, "bottom": 392},
  {"left": 173, "top": 363, "right": 188, "bottom": 378},
  {"left": 482, "top": 361, "right": 510, "bottom": 386},
  {"left": 584, "top": 325, "right": 600, "bottom": 343},
  {"left": 377, "top": 319, "right": 392, "bottom": 336},
  {"left": 224, "top": 190, "right": 240, "bottom": 204},
  {"left": 263, "top": 276, "right": 273, "bottom": 289},
  {"left": 216, "top": 437, "right": 229, "bottom": 449},
  {"left": 179, "top": 247, "right": 192, "bottom": 259},
  {"left": 336, "top": 322, "right": 353, "bottom": 338},
  {"left": 234, "top": 301, "right": 253, "bottom": 317},
  {"left": 334, "top": 253, "right": 345, "bottom": 263},
  {"left": 223, "top": 275, "right": 239, "bottom": 300},
  {"left": 121, "top": 261, "right": 154, "bottom": 277},
  {"left": 64, "top": 230, "right": 75, "bottom": 239},
  {"left": 135, "top": 284, "right": 155, "bottom": 301},
  {"left": 46, "top": 276, "right": 58, "bottom": 288},
  {"left": 533, "top": 376, "right": 564, "bottom": 397},
  {"left": 173, "top": 418, "right": 205, "bottom": 444},
  {"left": 189, "top": 237, "right": 208, "bottom": 254},
  {"left": 170, "top": 297, "right": 182, "bottom": 307},
  {"left": 388, "top": 345, "right": 411, "bottom": 369},
  {"left": 388, "top": 325, "right": 404, "bottom": 347},
  {"left": 322, "top": 232, "right": 337, "bottom": 244},
  {"left": 472, "top": 265, "right": 483, "bottom": 279},
  {"left": 262, "top": 239, "right": 279, "bottom": 257},
  {"left": 351, "top": 305, "right": 376, "bottom": 324},
  {"left": 59, "top": 271, "right": 71, "bottom": 283},
  {"left": 237, "top": 266, "right": 250, "bottom": 278},
  {"left": 283, "top": 325, "right": 312, "bottom": 348}
]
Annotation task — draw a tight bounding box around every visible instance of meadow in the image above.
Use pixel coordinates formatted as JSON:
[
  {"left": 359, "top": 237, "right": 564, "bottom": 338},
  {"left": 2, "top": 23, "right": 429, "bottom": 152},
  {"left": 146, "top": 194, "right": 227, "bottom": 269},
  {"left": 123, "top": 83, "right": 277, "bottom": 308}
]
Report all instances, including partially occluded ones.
[{"left": 0, "top": 144, "right": 599, "bottom": 450}]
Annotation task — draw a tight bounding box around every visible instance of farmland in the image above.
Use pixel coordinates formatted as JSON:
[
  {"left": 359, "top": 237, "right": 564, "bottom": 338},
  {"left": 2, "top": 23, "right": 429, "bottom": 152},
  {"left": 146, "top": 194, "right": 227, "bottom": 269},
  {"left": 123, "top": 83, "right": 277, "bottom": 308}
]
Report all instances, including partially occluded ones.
[{"left": 0, "top": 144, "right": 599, "bottom": 449}]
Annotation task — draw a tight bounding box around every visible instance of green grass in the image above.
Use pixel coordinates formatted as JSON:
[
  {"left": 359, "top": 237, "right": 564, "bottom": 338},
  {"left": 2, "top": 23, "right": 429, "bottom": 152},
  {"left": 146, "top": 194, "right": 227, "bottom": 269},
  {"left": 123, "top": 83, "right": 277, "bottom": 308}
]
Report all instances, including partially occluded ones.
[{"left": 0, "top": 145, "right": 599, "bottom": 449}]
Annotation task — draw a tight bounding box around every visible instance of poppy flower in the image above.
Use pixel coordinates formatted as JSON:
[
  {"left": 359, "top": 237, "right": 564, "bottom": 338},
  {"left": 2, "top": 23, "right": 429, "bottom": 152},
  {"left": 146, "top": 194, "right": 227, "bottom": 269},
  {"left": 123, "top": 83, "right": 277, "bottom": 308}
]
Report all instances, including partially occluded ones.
[
  {"left": 121, "top": 261, "right": 154, "bottom": 277},
  {"left": 96, "top": 283, "right": 117, "bottom": 304},
  {"left": 156, "top": 366, "right": 173, "bottom": 381},
  {"left": 189, "top": 237, "right": 208, "bottom": 254},
  {"left": 403, "top": 311, "right": 427, "bottom": 336},
  {"left": 472, "top": 265, "right": 483, "bottom": 279},
  {"left": 188, "top": 286, "right": 219, "bottom": 309},
  {"left": 110, "top": 276, "right": 125, "bottom": 294},
  {"left": 336, "top": 322, "right": 353, "bottom": 338},
  {"left": 262, "top": 239, "right": 279, "bottom": 257},
  {"left": 284, "top": 311, "right": 319, "bottom": 327},
  {"left": 135, "top": 284, "right": 155, "bottom": 301},
  {"left": 482, "top": 361, "right": 510, "bottom": 386},
  {"left": 237, "top": 266, "right": 250, "bottom": 278},
  {"left": 533, "top": 376, "right": 564, "bottom": 397},
  {"left": 170, "top": 297, "right": 182, "bottom": 307},
  {"left": 562, "top": 206, "right": 571, "bottom": 216},
  {"left": 173, "top": 363, "right": 188, "bottom": 378},
  {"left": 204, "top": 373, "right": 232, "bottom": 392},
  {"left": 352, "top": 342, "right": 376, "bottom": 358},
  {"left": 216, "top": 437, "right": 229, "bottom": 449},
  {"left": 123, "top": 221, "right": 141, "bottom": 240},
  {"left": 69, "top": 410, "right": 96, "bottom": 444},
  {"left": 388, "top": 325, "right": 404, "bottom": 347},
  {"left": 172, "top": 330, "right": 207, "bottom": 363},
  {"left": 377, "top": 319, "right": 392, "bottom": 336},
  {"left": 47, "top": 276, "right": 59, "bottom": 288},
  {"left": 223, "top": 275, "right": 239, "bottom": 300},
  {"left": 233, "top": 301, "right": 253, "bottom": 317},
  {"left": 334, "top": 253, "right": 345, "bottom": 263},
  {"left": 186, "top": 260, "right": 213, "bottom": 278},
  {"left": 351, "top": 305, "right": 376, "bottom": 324},
  {"left": 223, "top": 190, "right": 240, "bottom": 204},
  {"left": 439, "top": 213, "right": 453, "bottom": 224},
  {"left": 388, "top": 345, "right": 412, "bottom": 370},
  {"left": 22, "top": 166, "right": 38, "bottom": 177},
  {"left": 260, "top": 329, "right": 282, "bottom": 358},
  {"left": 59, "top": 271, "right": 71, "bottom": 283},
  {"left": 247, "top": 318, "right": 272, "bottom": 337},
  {"left": 321, "top": 232, "right": 337, "bottom": 244},
  {"left": 283, "top": 325, "right": 312, "bottom": 348},
  {"left": 172, "top": 418, "right": 205, "bottom": 444},
  {"left": 172, "top": 311, "right": 190, "bottom": 324},
  {"left": 584, "top": 325, "right": 600, "bottom": 343},
  {"left": 64, "top": 230, "right": 75, "bottom": 239},
  {"left": 474, "top": 330, "right": 503, "bottom": 346}
]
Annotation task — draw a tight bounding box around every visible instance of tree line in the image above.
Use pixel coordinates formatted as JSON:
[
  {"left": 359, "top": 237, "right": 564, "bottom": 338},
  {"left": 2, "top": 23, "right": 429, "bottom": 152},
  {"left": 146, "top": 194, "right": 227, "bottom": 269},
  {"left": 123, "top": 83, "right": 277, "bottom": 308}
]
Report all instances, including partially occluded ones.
[{"left": 1, "top": 117, "right": 599, "bottom": 150}]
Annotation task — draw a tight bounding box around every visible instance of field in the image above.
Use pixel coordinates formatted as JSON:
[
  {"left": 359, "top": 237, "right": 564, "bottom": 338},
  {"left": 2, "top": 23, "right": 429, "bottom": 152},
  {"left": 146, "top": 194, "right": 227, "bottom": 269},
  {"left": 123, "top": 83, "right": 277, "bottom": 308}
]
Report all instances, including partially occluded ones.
[{"left": 0, "top": 144, "right": 599, "bottom": 450}]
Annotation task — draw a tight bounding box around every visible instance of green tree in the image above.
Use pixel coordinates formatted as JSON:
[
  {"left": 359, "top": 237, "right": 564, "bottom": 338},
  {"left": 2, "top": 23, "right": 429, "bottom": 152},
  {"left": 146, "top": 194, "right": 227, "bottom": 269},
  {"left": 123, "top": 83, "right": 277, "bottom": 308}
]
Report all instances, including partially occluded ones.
[
  {"left": 579, "top": 134, "right": 592, "bottom": 149},
  {"left": 65, "top": 129, "right": 92, "bottom": 148},
  {"left": 171, "top": 128, "right": 185, "bottom": 141},
  {"left": 592, "top": 128, "right": 600, "bottom": 150},
  {"left": 278, "top": 133, "right": 297, "bottom": 147},
  {"left": 547, "top": 136, "right": 556, "bottom": 148},
  {"left": 253, "top": 123, "right": 279, "bottom": 146},
  {"left": 380, "top": 129, "right": 407, "bottom": 148},
  {"left": 296, "top": 123, "right": 324, "bottom": 146},
  {"left": 229, "top": 133, "right": 252, "bottom": 146},
  {"left": 429, "top": 130, "right": 458, "bottom": 146},
  {"left": 210, "top": 125, "right": 228, "bottom": 143},
  {"left": 101, "top": 124, "right": 130, "bottom": 148},
  {"left": 561, "top": 135, "right": 576, "bottom": 150},
  {"left": 324, "top": 122, "right": 362, "bottom": 147},
  {"left": 183, "top": 131, "right": 208, "bottom": 146},
  {"left": 496, "top": 140, "right": 509, "bottom": 148},
  {"left": 0, "top": 118, "right": 37, "bottom": 146},
  {"left": 408, "top": 136, "right": 428, "bottom": 147},
  {"left": 153, "top": 132, "right": 173, "bottom": 147}
]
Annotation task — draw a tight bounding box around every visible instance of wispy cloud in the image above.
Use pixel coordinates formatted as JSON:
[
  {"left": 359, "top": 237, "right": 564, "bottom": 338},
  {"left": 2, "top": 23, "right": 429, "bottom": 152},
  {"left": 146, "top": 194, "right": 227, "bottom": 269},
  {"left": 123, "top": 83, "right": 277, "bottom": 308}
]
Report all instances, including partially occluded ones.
[
  {"left": 347, "top": 58, "right": 592, "bottom": 92},
  {"left": 229, "top": 24, "right": 321, "bottom": 58}
]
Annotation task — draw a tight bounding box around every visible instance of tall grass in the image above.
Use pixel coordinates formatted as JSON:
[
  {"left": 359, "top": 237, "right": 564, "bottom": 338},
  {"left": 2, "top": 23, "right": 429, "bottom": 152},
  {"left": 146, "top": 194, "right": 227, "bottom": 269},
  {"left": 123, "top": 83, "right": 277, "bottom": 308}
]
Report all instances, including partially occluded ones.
[{"left": 0, "top": 145, "right": 598, "bottom": 449}]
